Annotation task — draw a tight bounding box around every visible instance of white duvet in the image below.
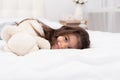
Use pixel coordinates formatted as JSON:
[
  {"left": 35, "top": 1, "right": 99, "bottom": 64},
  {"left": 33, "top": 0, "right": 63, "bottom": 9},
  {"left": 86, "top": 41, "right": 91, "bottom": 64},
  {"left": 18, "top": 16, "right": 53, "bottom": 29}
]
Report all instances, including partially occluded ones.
[{"left": 0, "top": 30, "right": 120, "bottom": 80}]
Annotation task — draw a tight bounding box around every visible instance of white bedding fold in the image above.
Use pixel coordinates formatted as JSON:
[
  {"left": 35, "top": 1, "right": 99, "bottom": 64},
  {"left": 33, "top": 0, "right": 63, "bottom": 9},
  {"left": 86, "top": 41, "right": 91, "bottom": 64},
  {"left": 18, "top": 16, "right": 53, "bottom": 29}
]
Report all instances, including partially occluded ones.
[{"left": 0, "top": 48, "right": 120, "bottom": 80}]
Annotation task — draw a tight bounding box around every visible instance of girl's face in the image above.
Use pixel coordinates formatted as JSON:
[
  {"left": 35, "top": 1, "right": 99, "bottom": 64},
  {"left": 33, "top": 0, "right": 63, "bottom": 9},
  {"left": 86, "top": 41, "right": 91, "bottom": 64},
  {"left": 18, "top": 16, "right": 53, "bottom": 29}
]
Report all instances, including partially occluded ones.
[{"left": 51, "top": 34, "right": 80, "bottom": 49}]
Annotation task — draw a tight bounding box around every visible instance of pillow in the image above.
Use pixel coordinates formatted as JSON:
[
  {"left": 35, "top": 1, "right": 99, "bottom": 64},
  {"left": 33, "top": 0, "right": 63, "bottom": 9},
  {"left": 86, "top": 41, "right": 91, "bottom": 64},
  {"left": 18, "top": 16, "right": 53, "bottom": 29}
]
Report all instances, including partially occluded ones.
[{"left": 88, "top": 30, "right": 120, "bottom": 48}]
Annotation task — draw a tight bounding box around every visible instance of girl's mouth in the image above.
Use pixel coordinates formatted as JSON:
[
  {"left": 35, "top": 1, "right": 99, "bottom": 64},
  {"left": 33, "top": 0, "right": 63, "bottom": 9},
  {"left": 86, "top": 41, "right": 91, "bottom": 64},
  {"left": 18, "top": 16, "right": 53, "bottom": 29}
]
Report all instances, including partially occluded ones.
[{"left": 52, "top": 42, "right": 60, "bottom": 49}]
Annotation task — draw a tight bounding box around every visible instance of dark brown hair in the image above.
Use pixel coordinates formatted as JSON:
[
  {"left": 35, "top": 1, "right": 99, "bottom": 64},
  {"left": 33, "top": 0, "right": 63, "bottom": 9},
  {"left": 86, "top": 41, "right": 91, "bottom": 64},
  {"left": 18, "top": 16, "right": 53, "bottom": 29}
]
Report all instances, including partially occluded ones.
[
  {"left": 43, "top": 25, "right": 90, "bottom": 49},
  {"left": 17, "top": 18, "right": 90, "bottom": 49}
]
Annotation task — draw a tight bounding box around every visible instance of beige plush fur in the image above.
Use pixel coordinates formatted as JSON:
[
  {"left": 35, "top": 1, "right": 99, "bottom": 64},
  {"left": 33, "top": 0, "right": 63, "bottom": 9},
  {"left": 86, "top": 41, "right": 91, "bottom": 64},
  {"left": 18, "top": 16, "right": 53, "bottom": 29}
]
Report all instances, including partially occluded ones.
[{"left": 1, "top": 19, "right": 50, "bottom": 56}]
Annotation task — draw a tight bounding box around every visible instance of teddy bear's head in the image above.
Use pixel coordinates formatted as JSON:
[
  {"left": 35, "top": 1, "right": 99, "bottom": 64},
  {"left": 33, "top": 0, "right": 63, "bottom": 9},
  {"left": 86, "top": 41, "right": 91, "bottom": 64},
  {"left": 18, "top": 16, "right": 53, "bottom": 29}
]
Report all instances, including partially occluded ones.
[{"left": 1, "top": 19, "right": 50, "bottom": 56}]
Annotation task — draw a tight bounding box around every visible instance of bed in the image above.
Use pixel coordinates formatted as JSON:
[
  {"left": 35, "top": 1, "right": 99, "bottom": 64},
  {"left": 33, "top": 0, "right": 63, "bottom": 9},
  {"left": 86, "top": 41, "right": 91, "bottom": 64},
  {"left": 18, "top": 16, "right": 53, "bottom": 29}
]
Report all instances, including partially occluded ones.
[
  {"left": 0, "top": 0, "right": 120, "bottom": 80},
  {"left": 0, "top": 20, "right": 120, "bottom": 80}
]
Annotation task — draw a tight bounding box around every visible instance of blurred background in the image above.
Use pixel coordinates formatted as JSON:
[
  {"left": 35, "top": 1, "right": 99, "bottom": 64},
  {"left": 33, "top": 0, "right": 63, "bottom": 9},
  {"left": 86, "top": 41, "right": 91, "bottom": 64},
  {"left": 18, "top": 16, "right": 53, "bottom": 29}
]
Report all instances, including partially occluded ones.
[{"left": 0, "top": 0, "right": 120, "bottom": 32}]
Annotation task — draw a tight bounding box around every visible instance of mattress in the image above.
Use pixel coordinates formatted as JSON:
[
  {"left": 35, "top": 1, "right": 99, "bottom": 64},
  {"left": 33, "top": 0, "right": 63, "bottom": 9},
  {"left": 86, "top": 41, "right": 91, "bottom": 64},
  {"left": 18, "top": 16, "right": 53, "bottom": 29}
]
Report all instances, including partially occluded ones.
[{"left": 0, "top": 22, "right": 120, "bottom": 80}]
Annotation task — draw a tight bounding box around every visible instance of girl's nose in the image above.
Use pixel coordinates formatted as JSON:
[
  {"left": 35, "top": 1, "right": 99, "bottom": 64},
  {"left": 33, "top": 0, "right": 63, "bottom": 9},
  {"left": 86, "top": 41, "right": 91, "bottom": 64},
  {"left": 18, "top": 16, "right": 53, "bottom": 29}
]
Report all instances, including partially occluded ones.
[
  {"left": 58, "top": 41, "right": 68, "bottom": 49},
  {"left": 61, "top": 42, "right": 68, "bottom": 48},
  {"left": 57, "top": 36, "right": 68, "bottom": 48}
]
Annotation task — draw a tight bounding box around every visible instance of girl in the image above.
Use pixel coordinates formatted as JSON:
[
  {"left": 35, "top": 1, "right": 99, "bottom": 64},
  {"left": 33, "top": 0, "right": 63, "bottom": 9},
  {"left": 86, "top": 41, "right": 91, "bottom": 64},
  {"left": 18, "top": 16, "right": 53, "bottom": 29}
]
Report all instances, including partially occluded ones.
[
  {"left": 19, "top": 18, "right": 90, "bottom": 49},
  {"left": 41, "top": 21, "right": 90, "bottom": 49}
]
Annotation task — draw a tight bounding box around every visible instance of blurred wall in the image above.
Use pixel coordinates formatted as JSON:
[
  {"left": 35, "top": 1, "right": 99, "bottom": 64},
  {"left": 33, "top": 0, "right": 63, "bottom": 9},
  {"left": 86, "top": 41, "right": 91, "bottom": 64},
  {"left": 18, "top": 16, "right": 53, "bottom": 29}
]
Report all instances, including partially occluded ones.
[{"left": 44, "top": 0, "right": 75, "bottom": 21}]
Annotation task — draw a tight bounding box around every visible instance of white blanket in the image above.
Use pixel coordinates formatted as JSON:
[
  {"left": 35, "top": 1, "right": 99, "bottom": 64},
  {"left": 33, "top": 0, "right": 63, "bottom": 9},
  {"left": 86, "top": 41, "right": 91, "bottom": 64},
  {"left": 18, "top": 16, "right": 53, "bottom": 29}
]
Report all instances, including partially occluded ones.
[{"left": 0, "top": 30, "right": 120, "bottom": 80}]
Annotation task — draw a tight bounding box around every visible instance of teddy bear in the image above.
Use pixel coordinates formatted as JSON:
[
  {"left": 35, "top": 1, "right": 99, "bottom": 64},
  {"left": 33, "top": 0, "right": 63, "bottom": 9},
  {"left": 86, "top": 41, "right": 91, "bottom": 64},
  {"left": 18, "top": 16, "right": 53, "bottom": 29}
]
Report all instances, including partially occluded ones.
[{"left": 1, "top": 18, "right": 51, "bottom": 56}]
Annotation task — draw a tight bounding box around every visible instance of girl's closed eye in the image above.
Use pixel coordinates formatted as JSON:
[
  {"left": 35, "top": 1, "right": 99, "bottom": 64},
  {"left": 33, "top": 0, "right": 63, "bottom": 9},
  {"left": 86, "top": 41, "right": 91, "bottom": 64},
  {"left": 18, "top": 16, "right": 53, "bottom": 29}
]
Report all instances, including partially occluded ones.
[{"left": 67, "top": 47, "right": 72, "bottom": 49}]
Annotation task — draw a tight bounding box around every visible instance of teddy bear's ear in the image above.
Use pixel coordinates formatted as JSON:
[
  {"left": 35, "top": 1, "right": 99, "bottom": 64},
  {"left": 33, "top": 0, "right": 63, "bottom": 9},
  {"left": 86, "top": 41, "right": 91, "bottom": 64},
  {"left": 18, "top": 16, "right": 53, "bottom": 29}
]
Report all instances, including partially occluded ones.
[{"left": 1, "top": 25, "right": 18, "bottom": 42}]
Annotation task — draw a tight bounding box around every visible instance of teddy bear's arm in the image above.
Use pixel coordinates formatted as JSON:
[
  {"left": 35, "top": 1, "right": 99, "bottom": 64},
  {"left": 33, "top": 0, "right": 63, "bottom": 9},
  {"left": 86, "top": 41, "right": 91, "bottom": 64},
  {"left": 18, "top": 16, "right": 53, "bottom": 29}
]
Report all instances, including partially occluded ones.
[{"left": 35, "top": 36, "right": 51, "bottom": 49}]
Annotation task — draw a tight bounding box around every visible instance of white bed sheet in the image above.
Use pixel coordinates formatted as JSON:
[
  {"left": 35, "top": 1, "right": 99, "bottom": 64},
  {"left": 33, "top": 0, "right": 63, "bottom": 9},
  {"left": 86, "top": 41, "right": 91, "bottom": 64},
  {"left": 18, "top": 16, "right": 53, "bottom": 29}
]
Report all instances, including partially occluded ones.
[{"left": 0, "top": 29, "right": 120, "bottom": 80}]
